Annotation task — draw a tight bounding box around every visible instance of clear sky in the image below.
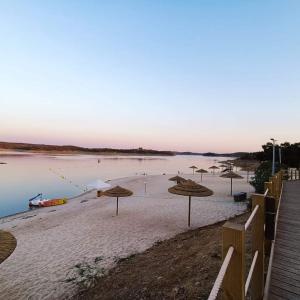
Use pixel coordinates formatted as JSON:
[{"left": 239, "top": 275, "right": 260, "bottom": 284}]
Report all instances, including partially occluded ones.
[{"left": 0, "top": 1, "right": 299, "bottom": 152}]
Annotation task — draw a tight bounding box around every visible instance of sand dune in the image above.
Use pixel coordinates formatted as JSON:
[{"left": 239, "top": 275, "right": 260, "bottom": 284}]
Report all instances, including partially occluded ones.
[{"left": 0, "top": 173, "right": 253, "bottom": 299}]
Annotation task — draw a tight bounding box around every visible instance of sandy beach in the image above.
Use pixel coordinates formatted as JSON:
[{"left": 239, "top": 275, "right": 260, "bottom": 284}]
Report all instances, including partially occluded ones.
[{"left": 0, "top": 173, "right": 253, "bottom": 300}]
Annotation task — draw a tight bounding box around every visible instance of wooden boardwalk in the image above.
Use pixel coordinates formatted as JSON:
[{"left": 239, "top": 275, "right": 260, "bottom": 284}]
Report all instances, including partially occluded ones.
[{"left": 269, "top": 180, "right": 300, "bottom": 300}]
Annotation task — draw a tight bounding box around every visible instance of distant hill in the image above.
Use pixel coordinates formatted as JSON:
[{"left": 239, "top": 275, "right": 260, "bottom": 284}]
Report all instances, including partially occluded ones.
[
  {"left": 0, "top": 141, "right": 246, "bottom": 158},
  {"left": 201, "top": 152, "right": 246, "bottom": 157},
  {"left": 0, "top": 141, "right": 175, "bottom": 156},
  {"left": 176, "top": 151, "right": 246, "bottom": 157}
]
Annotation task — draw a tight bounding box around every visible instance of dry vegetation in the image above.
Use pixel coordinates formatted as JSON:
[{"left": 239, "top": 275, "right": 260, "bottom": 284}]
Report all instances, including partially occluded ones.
[{"left": 73, "top": 213, "right": 250, "bottom": 300}]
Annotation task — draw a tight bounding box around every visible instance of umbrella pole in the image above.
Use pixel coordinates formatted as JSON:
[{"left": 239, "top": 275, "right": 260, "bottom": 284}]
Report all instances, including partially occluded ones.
[
  {"left": 116, "top": 197, "right": 119, "bottom": 216},
  {"left": 188, "top": 196, "right": 191, "bottom": 227},
  {"left": 201, "top": 173, "right": 203, "bottom": 182},
  {"left": 230, "top": 178, "right": 233, "bottom": 196}
]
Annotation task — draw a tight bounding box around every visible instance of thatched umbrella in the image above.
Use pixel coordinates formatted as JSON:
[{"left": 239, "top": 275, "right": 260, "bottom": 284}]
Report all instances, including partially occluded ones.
[
  {"left": 102, "top": 186, "right": 133, "bottom": 216},
  {"left": 226, "top": 161, "right": 236, "bottom": 171},
  {"left": 195, "top": 169, "right": 208, "bottom": 182},
  {"left": 220, "top": 171, "right": 243, "bottom": 196},
  {"left": 169, "top": 175, "right": 187, "bottom": 184},
  {"left": 240, "top": 166, "right": 254, "bottom": 183},
  {"left": 209, "top": 166, "right": 219, "bottom": 175},
  {"left": 219, "top": 164, "right": 228, "bottom": 171},
  {"left": 219, "top": 160, "right": 229, "bottom": 164},
  {"left": 168, "top": 180, "right": 213, "bottom": 227},
  {"left": 189, "top": 165, "right": 198, "bottom": 175},
  {"left": 0, "top": 230, "right": 17, "bottom": 264}
]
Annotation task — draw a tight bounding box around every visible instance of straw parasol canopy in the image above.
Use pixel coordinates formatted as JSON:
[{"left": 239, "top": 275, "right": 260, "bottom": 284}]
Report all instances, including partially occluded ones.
[
  {"left": 209, "top": 165, "right": 219, "bottom": 175},
  {"left": 220, "top": 171, "right": 243, "bottom": 196},
  {"left": 189, "top": 165, "right": 198, "bottom": 175},
  {"left": 0, "top": 230, "right": 17, "bottom": 264},
  {"left": 240, "top": 166, "right": 255, "bottom": 182},
  {"left": 195, "top": 168, "right": 208, "bottom": 181},
  {"left": 168, "top": 179, "right": 213, "bottom": 227},
  {"left": 102, "top": 186, "right": 133, "bottom": 216},
  {"left": 169, "top": 175, "right": 187, "bottom": 184},
  {"left": 219, "top": 160, "right": 229, "bottom": 164},
  {"left": 219, "top": 164, "right": 228, "bottom": 170}
]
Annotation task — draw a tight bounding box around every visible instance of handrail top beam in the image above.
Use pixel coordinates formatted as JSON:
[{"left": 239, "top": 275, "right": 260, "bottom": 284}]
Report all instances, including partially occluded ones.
[
  {"left": 223, "top": 221, "right": 245, "bottom": 231},
  {"left": 245, "top": 204, "right": 259, "bottom": 231},
  {"left": 245, "top": 250, "right": 259, "bottom": 295},
  {"left": 264, "top": 188, "right": 269, "bottom": 197},
  {"left": 207, "top": 246, "right": 235, "bottom": 300}
]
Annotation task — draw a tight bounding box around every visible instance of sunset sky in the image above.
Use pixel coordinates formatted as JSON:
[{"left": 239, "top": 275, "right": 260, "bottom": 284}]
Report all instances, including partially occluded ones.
[{"left": 1, "top": 1, "right": 299, "bottom": 152}]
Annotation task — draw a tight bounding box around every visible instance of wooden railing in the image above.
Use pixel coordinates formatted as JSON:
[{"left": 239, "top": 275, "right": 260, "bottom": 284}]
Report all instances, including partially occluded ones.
[
  {"left": 208, "top": 170, "right": 284, "bottom": 300},
  {"left": 287, "top": 168, "right": 300, "bottom": 180}
]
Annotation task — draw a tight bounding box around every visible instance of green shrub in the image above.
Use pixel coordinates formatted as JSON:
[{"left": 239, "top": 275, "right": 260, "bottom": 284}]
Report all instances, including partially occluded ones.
[{"left": 250, "top": 161, "right": 280, "bottom": 193}]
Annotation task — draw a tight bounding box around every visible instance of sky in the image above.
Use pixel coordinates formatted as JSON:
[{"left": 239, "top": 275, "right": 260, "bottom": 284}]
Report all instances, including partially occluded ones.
[{"left": 0, "top": 1, "right": 299, "bottom": 153}]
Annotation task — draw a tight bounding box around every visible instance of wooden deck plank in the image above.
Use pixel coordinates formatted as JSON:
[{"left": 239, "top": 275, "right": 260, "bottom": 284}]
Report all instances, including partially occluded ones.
[
  {"left": 271, "top": 266, "right": 300, "bottom": 281},
  {"left": 271, "top": 278, "right": 300, "bottom": 295},
  {"left": 272, "top": 262, "right": 300, "bottom": 276},
  {"left": 273, "top": 259, "right": 300, "bottom": 271},
  {"left": 273, "top": 254, "right": 300, "bottom": 267},
  {"left": 269, "top": 285, "right": 300, "bottom": 300},
  {"left": 269, "top": 180, "right": 300, "bottom": 299},
  {"left": 268, "top": 292, "right": 290, "bottom": 300},
  {"left": 274, "top": 248, "right": 300, "bottom": 261},
  {"left": 275, "top": 239, "right": 300, "bottom": 250},
  {"left": 272, "top": 272, "right": 300, "bottom": 288}
]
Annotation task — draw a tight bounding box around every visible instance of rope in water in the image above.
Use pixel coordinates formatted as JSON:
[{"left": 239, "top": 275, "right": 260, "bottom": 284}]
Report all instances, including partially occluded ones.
[{"left": 48, "top": 168, "right": 88, "bottom": 192}]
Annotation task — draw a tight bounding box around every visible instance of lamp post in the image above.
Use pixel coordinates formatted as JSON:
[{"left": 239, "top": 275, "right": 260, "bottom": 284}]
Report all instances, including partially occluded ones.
[
  {"left": 279, "top": 146, "right": 282, "bottom": 165},
  {"left": 270, "top": 138, "right": 277, "bottom": 175}
]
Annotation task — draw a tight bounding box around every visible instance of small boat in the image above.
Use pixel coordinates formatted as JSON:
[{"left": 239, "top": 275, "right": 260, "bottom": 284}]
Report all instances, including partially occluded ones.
[
  {"left": 39, "top": 198, "right": 67, "bottom": 207},
  {"left": 29, "top": 193, "right": 67, "bottom": 208}
]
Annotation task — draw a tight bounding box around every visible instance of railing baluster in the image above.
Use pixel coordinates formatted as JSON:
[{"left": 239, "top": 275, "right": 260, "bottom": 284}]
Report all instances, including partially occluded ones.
[
  {"left": 222, "top": 222, "right": 245, "bottom": 300},
  {"left": 251, "top": 194, "right": 265, "bottom": 300}
]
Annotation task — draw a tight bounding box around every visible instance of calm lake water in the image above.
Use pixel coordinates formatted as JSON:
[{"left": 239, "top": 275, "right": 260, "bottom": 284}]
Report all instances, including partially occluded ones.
[{"left": 0, "top": 152, "right": 232, "bottom": 218}]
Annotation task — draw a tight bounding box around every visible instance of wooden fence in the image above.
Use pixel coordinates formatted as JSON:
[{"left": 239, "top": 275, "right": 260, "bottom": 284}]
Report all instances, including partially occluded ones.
[
  {"left": 208, "top": 170, "right": 284, "bottom": 300},
  {"left": 287, "top": 168, "right": 300, "bottom": 180}
]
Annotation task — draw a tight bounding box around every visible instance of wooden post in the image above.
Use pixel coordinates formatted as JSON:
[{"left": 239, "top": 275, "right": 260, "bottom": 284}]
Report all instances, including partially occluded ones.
[
  {"left": 222, "top": 222, "right": 245, "bottom": 300},
  {"left": 270, "top": 175, "right": 278, "bottom": 200},
  {"left": 276, "top": 174, "right": 280, "bottom": 200},
  {"left": 265, "top": 196, "right": 276, "bottom": 255},
  {"left": 251, "top": 194, "right": 265, "bottom": 300},
  {"left": 264, "top": 182, "right": 272, "bottom": 195},
  {"left": 273, "top": 175, "right": 278, "bottom": 200},
  {"left": 265, "top": 196, "right": 276, "bottom": 240},
  {"left": 269, "top": 177, "right": 275, "bottom": 197},
  {"left": 116, "top": 197, "right": 119, "bottom": 216},
  {"left": 265, "top": 182, "right": 273, "bottom": 196},
  {"left": 188, "top": 196, "right": 191, "bottom": 227},
  {"left": 276, "top": 174, "right": 281, "bottom": 200}
]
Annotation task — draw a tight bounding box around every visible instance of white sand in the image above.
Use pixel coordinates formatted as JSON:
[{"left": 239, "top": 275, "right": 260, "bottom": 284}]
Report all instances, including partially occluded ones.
[{"left": 0, "top": 173, "right": 253, "bottom": 299}]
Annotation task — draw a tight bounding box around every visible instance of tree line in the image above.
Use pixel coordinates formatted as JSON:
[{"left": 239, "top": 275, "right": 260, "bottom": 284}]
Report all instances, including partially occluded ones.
[{"left": 241, "top": 142, "right": 300, "bottom": 168}]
